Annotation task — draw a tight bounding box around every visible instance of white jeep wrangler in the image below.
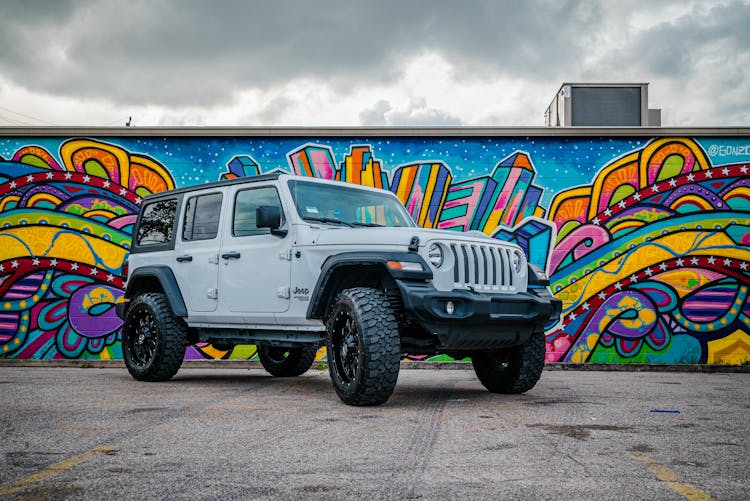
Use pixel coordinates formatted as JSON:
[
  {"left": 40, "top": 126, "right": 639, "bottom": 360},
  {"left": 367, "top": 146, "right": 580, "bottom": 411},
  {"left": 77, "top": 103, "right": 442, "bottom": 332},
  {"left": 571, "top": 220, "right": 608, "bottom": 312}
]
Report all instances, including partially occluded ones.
[{"left": 117, "top": 174, "right": 561, "bottom": 405}]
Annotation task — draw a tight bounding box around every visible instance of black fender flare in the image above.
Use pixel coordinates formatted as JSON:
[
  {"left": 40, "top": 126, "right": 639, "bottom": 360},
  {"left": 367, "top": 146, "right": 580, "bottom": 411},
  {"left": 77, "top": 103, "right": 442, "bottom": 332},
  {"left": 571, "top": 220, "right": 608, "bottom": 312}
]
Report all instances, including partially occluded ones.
[
  {"left": 306, "top": 251, "right": 432, "bottom": 319},
  {"left": 118, "top": 266, "right": 188, "bottom": 319}
]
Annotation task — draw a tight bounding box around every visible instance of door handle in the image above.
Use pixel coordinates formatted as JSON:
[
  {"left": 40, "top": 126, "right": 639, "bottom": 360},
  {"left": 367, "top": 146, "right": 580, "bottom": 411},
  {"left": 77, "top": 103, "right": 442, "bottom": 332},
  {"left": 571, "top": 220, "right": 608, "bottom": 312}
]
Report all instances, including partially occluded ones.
[
  {"left": 176, "top": 255, "right": 193, "bottom": 262},
  {"left": 221, "top": 251, "right": 241, "bottom": 260}
]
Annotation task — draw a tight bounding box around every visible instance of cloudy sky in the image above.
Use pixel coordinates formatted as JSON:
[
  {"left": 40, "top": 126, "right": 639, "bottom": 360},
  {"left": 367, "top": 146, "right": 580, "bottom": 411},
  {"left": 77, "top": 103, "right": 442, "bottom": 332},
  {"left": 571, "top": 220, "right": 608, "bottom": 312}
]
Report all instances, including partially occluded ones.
[{"left": 0, "top": 0, "right": 748, "bottom": 127}]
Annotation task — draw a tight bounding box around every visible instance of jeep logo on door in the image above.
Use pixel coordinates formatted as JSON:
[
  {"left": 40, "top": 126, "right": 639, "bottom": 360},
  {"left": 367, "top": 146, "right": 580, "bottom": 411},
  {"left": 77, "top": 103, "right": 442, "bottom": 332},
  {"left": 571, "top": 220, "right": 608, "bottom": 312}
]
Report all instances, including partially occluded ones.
[{"left": 293, "top": 286, "right": 310, "bottom": 301}]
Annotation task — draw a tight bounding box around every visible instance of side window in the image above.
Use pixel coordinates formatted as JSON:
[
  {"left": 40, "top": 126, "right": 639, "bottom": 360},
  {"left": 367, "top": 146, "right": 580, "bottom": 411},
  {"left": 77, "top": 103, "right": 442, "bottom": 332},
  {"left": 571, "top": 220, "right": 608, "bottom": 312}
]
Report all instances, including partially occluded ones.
[
  {"left": 233, "top": 187, "right": 283, "bottom": 237},
  {"left": 136, "top": 199, "right": 178, "bottom": 246},
  {"left": 183, "top": 192, "right": 222, "bottom": 241}
]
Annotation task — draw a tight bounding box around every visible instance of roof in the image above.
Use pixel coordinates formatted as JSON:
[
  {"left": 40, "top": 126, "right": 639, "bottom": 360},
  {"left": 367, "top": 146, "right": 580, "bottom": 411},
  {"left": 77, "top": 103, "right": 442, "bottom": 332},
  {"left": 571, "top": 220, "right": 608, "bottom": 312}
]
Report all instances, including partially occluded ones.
[{"left": 143, "top": 173, "right": 282, "bottom": 201}]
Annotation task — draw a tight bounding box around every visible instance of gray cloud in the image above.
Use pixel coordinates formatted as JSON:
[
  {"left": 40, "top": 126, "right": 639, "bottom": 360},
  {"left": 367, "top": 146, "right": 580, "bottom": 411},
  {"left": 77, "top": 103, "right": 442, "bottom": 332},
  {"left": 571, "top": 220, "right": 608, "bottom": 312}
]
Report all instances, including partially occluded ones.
[
  {"left": 359, "top": 98, "right": 461, "bottom": 126},
  {"left": 358, "top": 100, "right": 392, "bottom": 126},
  {"left": 595, "top": 2, "right": 750, "bottom": 78},
  {"left": 257, "top": 96, "right": 295, "bottom": 124},
  {"left": 0, "top": 1, "right": 618, "bottom": 104},
  {"left": 582, "top": 1, "right": 750, "bottom": 124}
]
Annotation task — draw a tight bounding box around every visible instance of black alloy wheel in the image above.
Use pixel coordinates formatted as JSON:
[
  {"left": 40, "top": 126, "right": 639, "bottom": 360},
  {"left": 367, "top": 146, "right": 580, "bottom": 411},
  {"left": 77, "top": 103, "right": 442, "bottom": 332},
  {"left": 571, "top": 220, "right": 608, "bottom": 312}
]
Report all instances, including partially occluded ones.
[
  {"left": 326, "top": 288, "right": 400, "bottom": 406},
  {"left": 471, "top": 328, "right": 545, "bottom": 394},
  {"left": 331, "top": 311, "right": 361, "bottom": 385},
  {"left": 257, "top": 344, "right": 319, "bottom": 377},
  {"left": 127, "top": 307, "right": 159, "bottom": 368},
  {"left": 122, "top": 293, "right": 187, "bottom": 382}
]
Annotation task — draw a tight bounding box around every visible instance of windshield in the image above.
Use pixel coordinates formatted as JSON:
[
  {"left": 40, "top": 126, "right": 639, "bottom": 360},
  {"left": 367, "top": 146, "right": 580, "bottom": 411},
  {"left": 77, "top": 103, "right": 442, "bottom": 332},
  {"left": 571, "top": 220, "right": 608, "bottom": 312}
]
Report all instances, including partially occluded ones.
[{"left": 287, "top": 179, "right": 415, "bottom": 228}]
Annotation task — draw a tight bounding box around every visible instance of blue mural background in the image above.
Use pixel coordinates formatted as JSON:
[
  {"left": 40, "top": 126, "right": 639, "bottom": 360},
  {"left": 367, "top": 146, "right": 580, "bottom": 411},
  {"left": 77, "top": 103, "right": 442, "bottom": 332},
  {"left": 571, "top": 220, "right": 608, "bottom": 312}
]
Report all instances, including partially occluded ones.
[{"left": 0, "top": 133, "right": 748, "bottom": 363}]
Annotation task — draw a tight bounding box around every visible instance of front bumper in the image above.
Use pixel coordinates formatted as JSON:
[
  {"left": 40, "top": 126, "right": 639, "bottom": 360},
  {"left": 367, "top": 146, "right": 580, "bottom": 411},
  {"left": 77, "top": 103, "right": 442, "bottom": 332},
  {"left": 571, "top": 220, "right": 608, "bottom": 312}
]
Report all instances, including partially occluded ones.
[{"left": 397, "top": 280, "right": 562, "bottom": 350}]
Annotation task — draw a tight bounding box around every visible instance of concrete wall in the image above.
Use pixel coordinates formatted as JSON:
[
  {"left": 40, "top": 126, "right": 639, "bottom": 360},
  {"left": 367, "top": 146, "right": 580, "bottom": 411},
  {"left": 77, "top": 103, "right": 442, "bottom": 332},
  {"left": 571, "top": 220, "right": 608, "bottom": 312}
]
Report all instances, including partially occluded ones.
[{"left": 0, "top": 131, "right": 748, "bottom": 364}]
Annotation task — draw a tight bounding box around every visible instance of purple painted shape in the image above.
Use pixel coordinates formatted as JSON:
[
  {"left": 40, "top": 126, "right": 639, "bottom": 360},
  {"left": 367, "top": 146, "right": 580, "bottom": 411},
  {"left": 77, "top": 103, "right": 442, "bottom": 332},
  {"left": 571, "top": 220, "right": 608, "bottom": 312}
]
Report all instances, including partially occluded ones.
[
  {"left": 184, "top": 345, "right": 207, "bottom": 360},
  {"left": 19, "top": 185, "right": 70, "bottom": 207},
  {"left": 663, "top": 184, "right": 725, "bottom": 209},
  {"left": 390, "top": 169, "right": 403, "bottom": 194},
  {"left": 564, "top": 290, "right": 657, "bottom": 363},
  {"left": 68, "top": 285, "right": 124, "bottom": 338},
  {"left": 0, "top": 312, "right": 19, "bottom": 343},
  {"left": 602, "top": 291, "right": 657, "bottom": 339},
  {"left": 719, "top": 178, "right": 750, "bottom": 198}
]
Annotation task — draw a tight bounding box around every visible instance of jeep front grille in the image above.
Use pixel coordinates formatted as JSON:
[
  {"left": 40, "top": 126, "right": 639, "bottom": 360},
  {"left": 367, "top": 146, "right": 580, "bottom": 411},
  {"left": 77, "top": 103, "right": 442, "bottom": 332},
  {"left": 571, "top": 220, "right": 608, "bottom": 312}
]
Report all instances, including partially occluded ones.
[{"left": 449, "top": 243, "right": 515, "bottom": 291}]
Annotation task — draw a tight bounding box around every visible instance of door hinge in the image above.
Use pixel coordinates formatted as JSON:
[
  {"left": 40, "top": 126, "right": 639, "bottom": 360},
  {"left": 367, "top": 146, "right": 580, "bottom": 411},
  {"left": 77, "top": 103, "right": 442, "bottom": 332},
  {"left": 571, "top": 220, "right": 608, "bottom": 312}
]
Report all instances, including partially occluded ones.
[
  {"left": 277, "top": 286, "right": 290, "bottom": 299},
  {"left": 207, "top": 288, "right": 219, "bottom": 299},
  {"left": 279, "top": 249, "right": 292, "bottom": 261}
]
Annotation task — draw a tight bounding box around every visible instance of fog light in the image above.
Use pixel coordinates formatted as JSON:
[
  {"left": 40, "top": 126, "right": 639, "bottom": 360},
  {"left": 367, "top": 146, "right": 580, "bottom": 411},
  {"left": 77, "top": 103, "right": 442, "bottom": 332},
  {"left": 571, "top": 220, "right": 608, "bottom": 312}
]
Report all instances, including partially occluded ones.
[{"left": 446, "top": 301, "right": 455, "bottom": 315}]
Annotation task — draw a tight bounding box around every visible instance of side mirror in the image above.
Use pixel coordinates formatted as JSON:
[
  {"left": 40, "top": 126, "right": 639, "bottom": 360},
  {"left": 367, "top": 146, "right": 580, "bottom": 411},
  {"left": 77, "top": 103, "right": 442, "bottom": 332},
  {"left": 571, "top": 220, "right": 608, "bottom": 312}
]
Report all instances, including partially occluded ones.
[{"left": 256, "top": 206, "right": 287, "bottom": 237}]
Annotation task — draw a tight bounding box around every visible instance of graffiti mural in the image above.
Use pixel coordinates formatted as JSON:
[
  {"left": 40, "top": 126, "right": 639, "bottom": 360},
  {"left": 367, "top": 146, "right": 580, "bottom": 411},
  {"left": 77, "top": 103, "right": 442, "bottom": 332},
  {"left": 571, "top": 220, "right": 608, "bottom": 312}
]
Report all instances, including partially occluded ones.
[
  {"left": 0, "top": 134, "right": 748, "bottom": 363},
  {"left": 546, "top": 138, "right": 750, "bottom": 364},
  {"left": 0, "top": 139, "right": 173, "bottom": 359}
]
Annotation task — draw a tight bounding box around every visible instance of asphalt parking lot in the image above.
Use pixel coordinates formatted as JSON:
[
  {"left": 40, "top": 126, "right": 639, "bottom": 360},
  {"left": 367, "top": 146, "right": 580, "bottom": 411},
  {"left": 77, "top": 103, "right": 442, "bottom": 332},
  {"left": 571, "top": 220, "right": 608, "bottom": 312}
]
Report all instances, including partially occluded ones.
[{"left": 0, "top": 365, "right": 747, "bottom": 500}]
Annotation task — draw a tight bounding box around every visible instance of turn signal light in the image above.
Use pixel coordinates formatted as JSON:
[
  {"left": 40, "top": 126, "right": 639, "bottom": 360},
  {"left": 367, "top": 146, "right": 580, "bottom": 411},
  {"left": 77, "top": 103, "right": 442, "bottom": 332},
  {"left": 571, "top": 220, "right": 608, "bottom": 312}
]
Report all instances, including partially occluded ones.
[{"left": 386, "top": 260, "right": 424, "bottom": 272}]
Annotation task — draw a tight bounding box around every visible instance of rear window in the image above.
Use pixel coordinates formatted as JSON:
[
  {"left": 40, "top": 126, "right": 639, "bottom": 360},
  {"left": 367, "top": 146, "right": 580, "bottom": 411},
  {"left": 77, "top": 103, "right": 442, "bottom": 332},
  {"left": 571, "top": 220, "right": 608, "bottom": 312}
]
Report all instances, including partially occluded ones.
[
  {"left": 136, "top": 198, "right": 178, "bottom": 246},
  {"left": 183, "top": 192, "right": 222, "bottom": 241}
]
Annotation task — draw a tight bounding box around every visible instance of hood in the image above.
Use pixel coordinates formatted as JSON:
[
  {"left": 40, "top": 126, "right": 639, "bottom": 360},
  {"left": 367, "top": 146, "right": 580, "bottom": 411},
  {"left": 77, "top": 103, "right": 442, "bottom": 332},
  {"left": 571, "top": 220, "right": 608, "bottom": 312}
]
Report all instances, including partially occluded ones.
[{"left": 300, "top": 225, "right": 517, "bottom": 249}]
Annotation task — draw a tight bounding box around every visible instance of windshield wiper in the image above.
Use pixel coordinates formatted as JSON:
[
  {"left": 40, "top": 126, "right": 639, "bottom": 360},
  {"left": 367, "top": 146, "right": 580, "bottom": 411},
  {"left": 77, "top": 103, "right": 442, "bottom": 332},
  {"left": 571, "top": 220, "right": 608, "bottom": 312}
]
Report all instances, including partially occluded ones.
[
  {"left": 351, "top": 221, "right": 384, "bottom": 227},
  {"left": 302, "top": 216, "right": 353, "bottom": 227}
]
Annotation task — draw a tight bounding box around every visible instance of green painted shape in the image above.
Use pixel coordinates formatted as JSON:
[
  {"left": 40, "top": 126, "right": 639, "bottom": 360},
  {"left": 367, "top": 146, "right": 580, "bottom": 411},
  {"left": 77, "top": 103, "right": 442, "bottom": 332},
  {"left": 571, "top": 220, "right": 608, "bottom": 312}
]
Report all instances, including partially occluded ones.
[
  {"left": 656, "top": 155, "right": 685, "bottom": 182},
  {"left": 20, "top": 155, "right": 50, "bottom": 169},
  {"left": 83, "top": 159, "right": 109, "bottom": 179},
  {"left": 556, "top": 220, "right": 580, "bottom": 242},
  {"left": 611, "top": 184, "right": 635, "bottom": 205},
  {"left": 228, "top": 344, "right": 257, "bottom": 359},
  {"left": 423, "top": 354, "right": 471, "bottom": 362}
]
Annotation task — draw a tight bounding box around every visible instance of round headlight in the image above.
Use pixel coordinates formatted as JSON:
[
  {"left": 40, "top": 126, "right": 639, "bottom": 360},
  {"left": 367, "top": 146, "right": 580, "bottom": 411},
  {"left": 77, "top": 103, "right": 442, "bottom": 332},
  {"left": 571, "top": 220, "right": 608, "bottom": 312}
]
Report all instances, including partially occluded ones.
[
  {"left": 512, "top": 250, "right": 525, "bottom": 273},
  {"left": 428, "top": 243, "right": 444, "bottom": 268}
]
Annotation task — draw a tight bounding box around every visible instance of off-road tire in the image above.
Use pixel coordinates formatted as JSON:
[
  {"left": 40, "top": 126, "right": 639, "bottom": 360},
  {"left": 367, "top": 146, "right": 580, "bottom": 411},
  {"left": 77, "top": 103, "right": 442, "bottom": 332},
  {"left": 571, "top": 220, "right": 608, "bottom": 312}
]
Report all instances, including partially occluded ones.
[
  {"left": 471, "top": 329, "right": 545, "bottom": 394},
  {"left": 326, "top": 288, "right": 400, "bottom": 406},
  {"left": 257, "top": 344, "right": 319, "bottom": 377},
  {"left": 122, "top": 292, "right": 187, "bottom": 382}
]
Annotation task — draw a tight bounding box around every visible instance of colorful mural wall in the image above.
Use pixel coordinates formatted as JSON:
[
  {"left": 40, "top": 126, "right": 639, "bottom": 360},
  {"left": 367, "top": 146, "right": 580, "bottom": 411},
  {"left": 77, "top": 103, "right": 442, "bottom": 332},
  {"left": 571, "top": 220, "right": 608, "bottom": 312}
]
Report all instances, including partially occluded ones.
[{"left": 0, "top": 134, "right": 748, "bottom": 364}]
